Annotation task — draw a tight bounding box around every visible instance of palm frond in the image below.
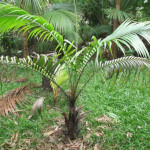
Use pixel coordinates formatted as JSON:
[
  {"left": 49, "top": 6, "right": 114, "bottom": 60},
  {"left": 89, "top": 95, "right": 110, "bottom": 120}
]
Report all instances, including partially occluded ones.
[
  {"left": 0, "top": 53, "right": 71, "bottom": 92},
  {"left": 48, "top": 3, "right": 75, "bottom": 12},
  {"left": 108, "top": 0, "right": 139, "bottom": 12},
  {"left": 0, "top": 4, "right": 78, "bottom": 62},
  {"left": 97, "top": 56, "right": 150, "bottom": 83},
  {"left": 65, "top": 31, "right": 83, "bottom": 44},
  {"left": 101, "top": 56, "right": 150, "bottom": 72},
  {"left": 0, "top": 84, "right": 30, "bottom": 117},
  {"left": 94, "top": 20, "right": 150, "bottom": 58},
  {"left": 77, "top": 56, "right": 150, "bottom": 95},
  {"left": 74, "top": 20, "right": 150, "bottom": 73},
  {"left": 82, "top": 25, "right": 112, "bottom": 41},
  {"left": 1, "top": 55, "right": 55, "bottom": 79},
  {"left": 43, "top": 9, "right": 79, "bottom": 33},
  {"left": 11, "top": 0, "right": 47, "bottom": 14},
  {"left": 104, "top": 8, "right": 134, "bottom": 22},
  {"left": 0, "top": 3, "right": 64, "bottom": 48}
]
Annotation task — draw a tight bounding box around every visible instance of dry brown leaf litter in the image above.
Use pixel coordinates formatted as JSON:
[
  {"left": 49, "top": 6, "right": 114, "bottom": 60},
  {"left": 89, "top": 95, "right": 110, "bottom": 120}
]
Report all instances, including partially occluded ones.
[{"left": 0, "top": 84, "right": 31, "bottom": 117}]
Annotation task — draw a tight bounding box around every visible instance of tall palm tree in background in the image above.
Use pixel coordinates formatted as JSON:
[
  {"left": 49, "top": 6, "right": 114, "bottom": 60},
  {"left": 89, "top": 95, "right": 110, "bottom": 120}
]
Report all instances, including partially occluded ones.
[
  {"left": 1, "top": 4, "right": 150, "bottom": 139},
  {"left": 104, "top": 0, "right": 145, "bottom": 58},
  {"left": 111, "top": 0, "right": 121, "bottom": 59},
  {"left": 82, "top": 0, "right": 147, "bottom": 58}
]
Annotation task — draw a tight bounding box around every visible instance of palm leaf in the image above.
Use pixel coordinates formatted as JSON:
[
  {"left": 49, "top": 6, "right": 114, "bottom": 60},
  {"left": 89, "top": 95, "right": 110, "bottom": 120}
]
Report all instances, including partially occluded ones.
[
  {"left": 43, "top": 5, "right": 81, "bottom": 44},
  {"left": 0, "top": 3, "right": 78, "bottom": 61},
  {"left": 0, "top": 3, "right": 64, "bottom": 49},
  {"left": 73, "top": 20, "right": 150, "bottom": 74},
  {"left": 43, "top": 9, "right": 79, "bottom": 33},
  {"left": 102, "top": 20, "right": 150, "bottom": 57},
  {"left": 0, "top": 84, "right": 30, "bottom": 117},
  {"left": 47, "top": 3, "right": 75, "bottom": 12},
  {"left": 99, "top": 56, "right": 150, "bottom": 87},
  {"left": 11, "top": 0, "right": 47, "bottom": 14},
  {"left": 104, "top": 8, "right": 134, "bottom": 22},
  {"left": 87, "top": 56, "right": 148, "bottom": 86},
  {"left": 82, "top": 24, "right": 112, "bottom": 41},
  {"left": 81, "top": 20, "right": 150, "bottom": 63},
  {"left": 100, "top": 56, "right": 150, "bottom": 75},
  {"left": 0, "top": 53, "right": 70, "bottom": 95},
  {"left": 74, "top": 56, "right": 150, "bottom": 98}
]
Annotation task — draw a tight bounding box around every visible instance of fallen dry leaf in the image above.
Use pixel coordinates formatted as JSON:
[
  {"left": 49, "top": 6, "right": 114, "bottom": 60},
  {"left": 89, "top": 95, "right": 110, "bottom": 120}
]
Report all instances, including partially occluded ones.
[
  {"left": 80, "top": 143, "right": 84, "bottom": 149},
  {"left": 94, "top": 132, "right": 100, "bottom": 137},
  {"left": 94, "top": 144, "right": 98, "bottom": 150},
  {"left": 15, "top": 75, "right": 29, "bottom": 83},
  {"left": 96, "top": 115, "right": 111, "bottom": 123},
  {"left": 87, "top": 128, "right": 91, "bottom": 131},
  {"left": 98, "top": 125, "right": 110, "bottom": 130},
  {"left": 0, "top": 84, "right": 31, "bottom": 117},
  {"left": 57, "top": 143, "right": 64, "bottom": 150},
  {"left": 94, "top": 131, "right": 104, "bottom": 137},
  {"left": 126, "top": 132, "right": 133, "bottom": 138},
  {"left": 11, "top": 132, "right": 19, "bottom": 147},
  {"left": 137, "top": 126, "right": 142, "bottom": 129},
  {"left": 85, "top": 121, "right": 88, "bottom": 126},
  {"left": 44, "top": 130, "right": 55, "bottom": 137}
]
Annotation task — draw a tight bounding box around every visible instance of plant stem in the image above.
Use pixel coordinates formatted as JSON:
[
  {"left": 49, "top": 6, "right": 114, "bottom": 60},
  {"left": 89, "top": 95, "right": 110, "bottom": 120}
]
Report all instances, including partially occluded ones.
[{"left": 68, "top": 99, "right": 79, "bottom": 140}]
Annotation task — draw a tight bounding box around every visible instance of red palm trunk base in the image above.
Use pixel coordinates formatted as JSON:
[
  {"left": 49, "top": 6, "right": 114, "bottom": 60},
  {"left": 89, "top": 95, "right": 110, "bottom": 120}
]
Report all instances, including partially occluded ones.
[{"left": 62, "top": 101, "right": 79, "bottom": 140}]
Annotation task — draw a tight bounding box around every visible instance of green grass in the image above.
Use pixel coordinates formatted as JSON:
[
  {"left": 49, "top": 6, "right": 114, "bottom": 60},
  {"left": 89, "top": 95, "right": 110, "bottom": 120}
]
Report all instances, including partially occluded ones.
[
  {"left": 0, "top": 66, "right": 150, "bottom": 149},
  {"left": 79, "top": 73, "right": 150, "bottom": 150}
]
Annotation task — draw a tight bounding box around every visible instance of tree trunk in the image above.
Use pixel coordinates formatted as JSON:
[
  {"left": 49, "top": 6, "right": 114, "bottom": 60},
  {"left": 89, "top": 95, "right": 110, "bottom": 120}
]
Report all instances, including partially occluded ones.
[
  {"left": 21, "top": 1, "right": 29, "bottom": 58},
  {"left": 67, "top": 100, "right": 79, "bottom": 140},
  {"left": 23, "top": 31, "right": 29, "bottom": 58},
  {"left": 111, "top": 0, "right": 121, "bottom": 59},
  {"left": 42, "top": 53, "right": 57, "bottom": 93},
  {"left": 42, "top": 76, "right": 53, "bottom": 92}
]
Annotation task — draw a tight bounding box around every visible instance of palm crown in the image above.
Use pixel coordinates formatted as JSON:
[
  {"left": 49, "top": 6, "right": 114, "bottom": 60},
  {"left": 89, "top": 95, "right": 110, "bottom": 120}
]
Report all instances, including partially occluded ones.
[{"left": 1, "top": 3, "right": 150, "bottom": 139}]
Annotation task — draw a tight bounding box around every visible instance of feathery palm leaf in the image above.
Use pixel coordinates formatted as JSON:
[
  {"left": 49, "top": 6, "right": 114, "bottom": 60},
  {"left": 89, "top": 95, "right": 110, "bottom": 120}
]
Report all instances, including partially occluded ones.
[
  {"left": 74, "top": 56, "right": 150, "bottom": 99},
  {"left": 80, "top": 20, "right": 150, "bottom": 67},
  {"left": 42, "top": 3, "right": 81, "bottom": 44},
  {"left": 10, "top": 0, "right": 47, "bottom": 14},
  {"left": 0, "top": 3, "right": 64, "bottom": 49},
  {"left": 0, "top": 53, "right": 69, "bottom": 93},
  {"left": 104, "top": 8, "right": 134, "bottom": 22},
  {"left": 100, "top": 56, "right": 150, "bottom": 87},
  {"left": 47, "top": 3, "right": 75, "bottom": 12},
  {"left": 82, "top": 25, "right": 112, "bottom": 41},
  {"left": 100, "top": 56, "right": 150, "bottom": 77},
  {"left": 102, "top": 20, "right": 150, "bottom": 57},
  {"left": 43, "top": 9, "right": 79, "bottom": 33}
]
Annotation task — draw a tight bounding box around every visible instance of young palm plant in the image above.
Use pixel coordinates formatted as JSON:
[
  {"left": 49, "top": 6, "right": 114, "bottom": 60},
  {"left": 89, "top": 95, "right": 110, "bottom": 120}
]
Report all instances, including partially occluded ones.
[{"left": 1, "top": 3, "right": 150, "bottom": 140}]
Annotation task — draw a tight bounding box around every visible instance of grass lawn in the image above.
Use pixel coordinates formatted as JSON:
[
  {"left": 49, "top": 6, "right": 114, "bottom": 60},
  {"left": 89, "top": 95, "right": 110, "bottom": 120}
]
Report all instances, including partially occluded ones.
[{"left": 0, "top": 66, "right": 150, "bottom": 150}]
